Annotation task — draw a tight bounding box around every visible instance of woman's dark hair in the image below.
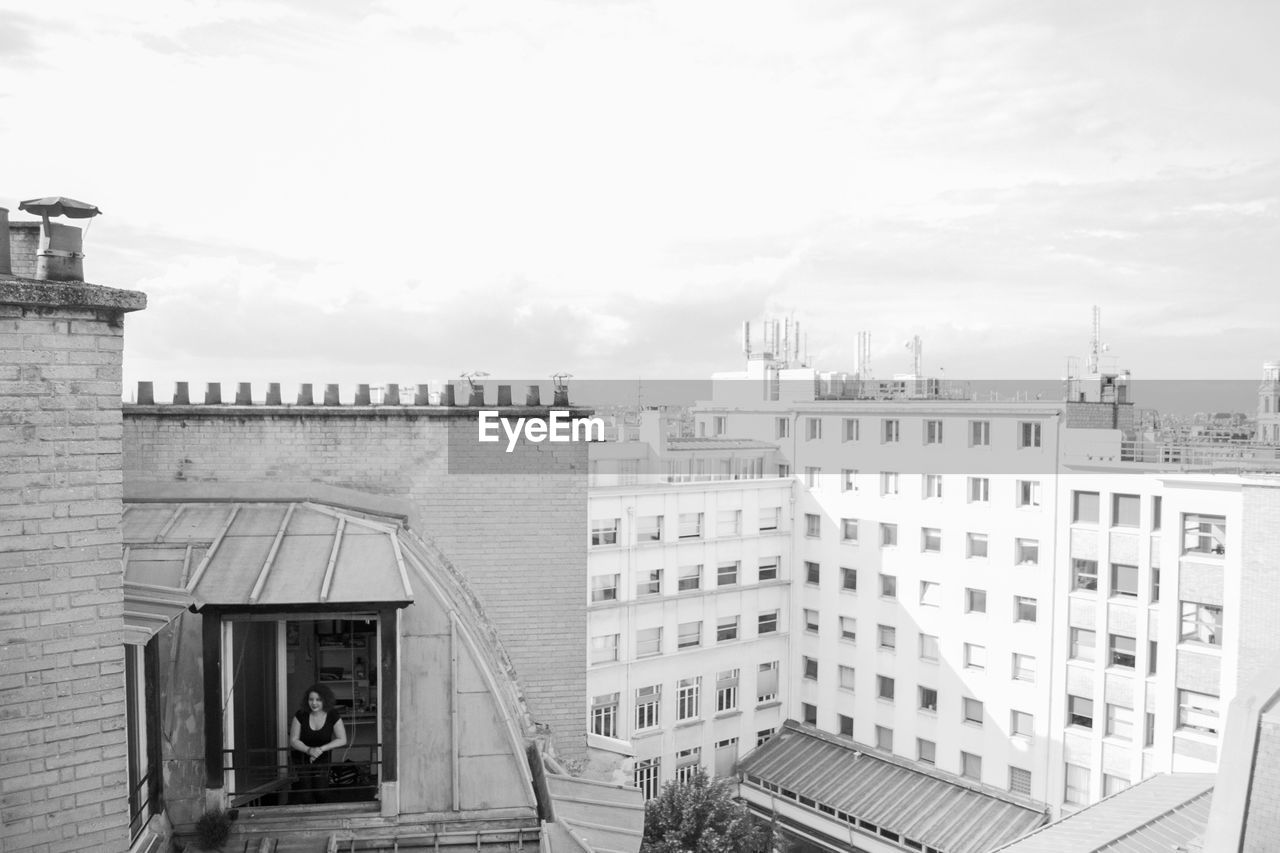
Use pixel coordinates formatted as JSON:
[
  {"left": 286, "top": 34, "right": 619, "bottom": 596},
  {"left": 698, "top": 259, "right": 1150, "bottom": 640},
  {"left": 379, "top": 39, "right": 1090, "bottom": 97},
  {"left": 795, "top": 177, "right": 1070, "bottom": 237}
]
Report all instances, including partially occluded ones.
[{"left": 299, "top": 682, "right": 336, "bottom": 713}]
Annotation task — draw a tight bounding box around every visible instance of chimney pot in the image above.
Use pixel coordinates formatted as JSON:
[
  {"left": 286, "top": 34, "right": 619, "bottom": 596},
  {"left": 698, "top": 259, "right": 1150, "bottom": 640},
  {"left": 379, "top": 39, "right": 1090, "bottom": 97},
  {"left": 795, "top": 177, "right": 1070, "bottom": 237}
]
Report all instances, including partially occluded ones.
[
  {"left": 136, "top": 381, "right": 154, "bottom": 405},
  {"left": 173, "top": 382, "right": 190, "bottom": 405},
  {"left": 526, "top": 385, "right": 542, "bottom": 406},
  {"left": 204, "top": 382, "right": 222, "bottom": 405},
  {"left": 235, "top": 383, "right": 252, "bottom": 405},
  {"left": 497, "top": 385, "right": 512, "bottom": 406},
  {"left": 355, "top": 384, "right": 371, "bottom": 406},
  {"left": 265, "top": 383, "right": 282, "bottom": 406},
  {"left": 440, "top": 385, "right": 456, "bottom": 407},
  {"left": 553, "top": 387, "right": 570, "bottom": 406},
  {"left": 467, "top": 385, "right": 485, "bottom": 407},
  {"left": 415, "top": 384, "right": 431, "bottom": 405},
  {"left": 297, "top": 383, "right": 314, "bottom": 406},
  {"left": 384, "top": 383, "right": 401, "bottom": 406},
  {"left": 324, "top": 384, "right": 341, "bottom": 406}
]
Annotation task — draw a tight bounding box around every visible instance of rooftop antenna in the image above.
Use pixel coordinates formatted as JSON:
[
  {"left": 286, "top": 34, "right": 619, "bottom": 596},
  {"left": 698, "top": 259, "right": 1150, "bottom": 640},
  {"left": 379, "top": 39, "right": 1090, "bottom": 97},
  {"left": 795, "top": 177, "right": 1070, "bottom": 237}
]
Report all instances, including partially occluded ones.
[
  {"left": 1088, "top": 305, "right": 1104, "bottom": 374},
  {"left": 904, "top": 335, "right": 922, "bottom": 376}
]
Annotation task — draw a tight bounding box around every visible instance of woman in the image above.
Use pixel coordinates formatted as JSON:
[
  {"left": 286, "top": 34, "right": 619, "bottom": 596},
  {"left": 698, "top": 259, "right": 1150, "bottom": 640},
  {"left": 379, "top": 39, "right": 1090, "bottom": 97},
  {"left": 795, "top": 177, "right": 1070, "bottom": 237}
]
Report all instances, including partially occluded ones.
[{"left": 289, "top": 683, "right": 347, "bottom": 804}]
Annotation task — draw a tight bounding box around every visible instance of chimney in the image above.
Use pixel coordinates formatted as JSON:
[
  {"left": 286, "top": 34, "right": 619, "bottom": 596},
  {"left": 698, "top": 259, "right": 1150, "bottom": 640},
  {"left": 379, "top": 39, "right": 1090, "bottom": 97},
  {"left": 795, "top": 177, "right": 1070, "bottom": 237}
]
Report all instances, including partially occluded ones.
[
  {"left": 16, "top": 197, "right": 102, "bottom": 282},
  {"left": 0, "top": 207, "right": 10, "bottom": 276}
]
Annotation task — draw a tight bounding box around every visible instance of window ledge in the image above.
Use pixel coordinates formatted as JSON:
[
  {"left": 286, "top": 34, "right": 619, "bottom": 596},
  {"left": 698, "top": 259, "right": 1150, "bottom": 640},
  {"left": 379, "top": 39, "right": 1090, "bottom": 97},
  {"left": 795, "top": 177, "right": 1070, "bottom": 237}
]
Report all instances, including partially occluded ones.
[
  {"left": 1177, "top": 642, "right": 1224, "bottom": 656},
  {"left": 755, "top": 700, "right": 782, "bottom": 711},
  {"left": 715, "top": 710, "right": 742, "bottom": 720},
  {"left": 1174, "top": 729, "right": 1220, "bottom": 745},
  {"left": 674, "top": 719, "right": 704, "bottom": 730},
  {"left": 631, "top": 728, "right": 661, "bottom": 741}
]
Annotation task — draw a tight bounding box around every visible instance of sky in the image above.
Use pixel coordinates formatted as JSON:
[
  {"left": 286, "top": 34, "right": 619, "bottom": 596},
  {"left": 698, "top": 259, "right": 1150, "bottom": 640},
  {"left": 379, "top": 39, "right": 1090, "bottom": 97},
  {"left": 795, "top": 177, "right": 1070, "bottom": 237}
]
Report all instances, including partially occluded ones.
[{"left": 2, "top": 0, "right": 1278, "bottom": 401}]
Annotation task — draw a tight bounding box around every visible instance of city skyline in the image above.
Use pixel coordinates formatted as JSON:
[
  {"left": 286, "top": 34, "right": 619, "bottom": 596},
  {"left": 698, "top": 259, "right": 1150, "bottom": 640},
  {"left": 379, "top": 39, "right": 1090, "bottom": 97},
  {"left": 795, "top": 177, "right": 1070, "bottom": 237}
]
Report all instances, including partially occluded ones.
[{"left": 3, "top": 1, "right": 1278, "bottom": 388}]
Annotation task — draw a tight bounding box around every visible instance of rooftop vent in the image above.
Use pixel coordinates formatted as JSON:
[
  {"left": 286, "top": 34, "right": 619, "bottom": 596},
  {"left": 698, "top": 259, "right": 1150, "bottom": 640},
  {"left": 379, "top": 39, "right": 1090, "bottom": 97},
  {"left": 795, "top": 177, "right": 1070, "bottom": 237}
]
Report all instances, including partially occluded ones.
[{"left": 17, "top": 196, "right": 102, "bottom": 282}]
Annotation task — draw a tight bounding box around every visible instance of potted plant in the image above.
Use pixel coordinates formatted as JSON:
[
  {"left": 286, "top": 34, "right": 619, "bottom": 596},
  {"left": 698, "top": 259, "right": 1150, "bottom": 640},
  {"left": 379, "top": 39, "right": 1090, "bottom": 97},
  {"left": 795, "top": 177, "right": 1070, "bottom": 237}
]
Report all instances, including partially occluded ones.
[{"left": 188, "top": 807, "right": 233, "bottom": 852}]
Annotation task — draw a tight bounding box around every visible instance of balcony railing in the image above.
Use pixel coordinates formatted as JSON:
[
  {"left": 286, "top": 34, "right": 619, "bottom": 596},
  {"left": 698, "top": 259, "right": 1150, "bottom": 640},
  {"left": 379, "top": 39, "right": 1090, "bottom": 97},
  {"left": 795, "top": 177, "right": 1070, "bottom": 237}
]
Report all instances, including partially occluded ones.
[{"left": 223, "top": 745, "right": 380, "bottom": 808}]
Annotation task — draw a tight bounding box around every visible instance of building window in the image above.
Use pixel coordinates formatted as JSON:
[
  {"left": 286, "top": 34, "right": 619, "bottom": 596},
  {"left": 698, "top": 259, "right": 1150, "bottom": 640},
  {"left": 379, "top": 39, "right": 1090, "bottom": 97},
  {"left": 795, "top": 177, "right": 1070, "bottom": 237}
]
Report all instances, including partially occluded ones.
[
  {"left": 878, "top": 624, "right": 896, "bottom": 650},
  {"left": 1178, "top": 690, "right": 1220, "bottom": 734},
  {"left": 635, "top": 757, "right": 661, "bottom": 801},
  {"left": 965, "top": 588, "right": 987, "bottom": 613},
  {"left": 919, "top": 581, "right": 941, "bottom": 607},
  {"left": 801, "top": 702, "right": 818, "bottom": 725},
  {"left": 841, "top": 469, "right": 857, "bottom": 492},
  {"left": 758, "top": 610, "right": 779, "bottom": 635},
  {"left": 713, "top": 415, "right": 727, "bottom": 436},
  {"left": 590, "top": 634, "right": 619, "bottom": 665},
  {"left": 805, "top": 513, "right": 821, "bottom": 537},
  {"left": 591, "top": 693, "right": 619, "bottom": 738},
  {"left": 716, "top": 509, "right": 741, "bottom": 537},
  {"left": 880, "top": 471, "right": 899, "bottom": 495},
  {"left": 880, "top": 523, "right": 898, "bottom": 547},
  {"left": 1064, "top": 764, "right": 1090, "bottom": 806},
  {"left": 921, "top": 527, "right": 942, "bottom": 553},
  {"left": 843, "top": 418, "right": 860, "bottom": 441},
  {"left": 635, "top": 685, "right": 660, "bottom": 730},
  {"left": 776, "top": 417, "right": 790, "bottom": 439},
  {"left": 877, "top": 675, "right": 895, "bottom": 701},
  {"left": 1073, "top": 491, "right": 1100, "bottom": 524},
  {"left": 802, "top": 656, "right": 819, "bottom": 680},
  {"left": 1012, "top": 653, "right": 1036, "bottom": 682},
  {"left": 758, "top": 505, "right": 780, "bottom": 532},
  {"left": 838, "top": 665, "right": 856, "bottom": 691},
  {"left": 806, "top": 417, "right": 823, "bottom": 440},
  {"left": 1103, "top": 774, "right": 1130, "bottom": 797},
  {"left": 717, "top": 561, "right": 739, "bottom": 587},
  {"left": 964, "top": 643, "right": 985, "bottom": 670},
  {"left": 925, "top": 419, "right": 944, "bottom": 444},
  {"left": 969, "top": 476, "right": 990, "bottom": 502},
  {"left": 839, "top": 616, "right": 856, "bottom": 642},
  {"left": 1009, "top": 767, "right": 1032, "bottom": 797},
  {"left": 838, "top": 715, "right": 854, "bottom": 738},
  {"left": 882, "top": 419, "right": 900, "bottom": 443},
  {"left": 1015, "top": 539, "right": 1039, "bottom": 565},
  {"left": 1070, "top": 628, "right": 1095, "bottom": 662},
  {"left": 1018, "top": 421, "right": 1041, "bottom": 448},
  {"left": 804, "top": 466, "right": 821, "bottom": 488},
  {"left": 879, "top": 574, "right": 897, "bottom": 599},
  {"left": 1153, "top": 496, "right": 1163, "bottom": 530},
  {"left": 676, "top": 677, "right": 701, "bottom": 721},
  {"left": 804, "top": 561, "right": 820, "bottom": 584},
  {"left": 677, "top": 621, "right": 701, "bottom": 649},
  {"left": 917, "top": 738, "right": 936, "bottom": 765},
  {"left": 1014, "top": 595, "right": 1038, "bottom": 623},
  {"left": 756, "top": 728, "right": 776, "bottom": 747},
  {"left": 1068, "top": 695, "right": 1093, "bottom": 729},
  {"left": 635, "top": 569, "right": 661, "bottom": 598},
  {"left": 757, "top": 557, "right": 779, "bottom": 582},
  {"left": 1106, "top": 703, "right": 1133, "bottom": 741},
  {"left": 636, "top": 627, "right": 662, "bottom": 658},
  {"left": 637, "top": 515, "right": 663, "bottom": 542},
  {"left": 757, "top": 661, "right": 779, "bottom": 703},
  {"left": 970, "top": 420, "right": 990, "bottom": 446},
  {"left": 1017, "top": 480, "right": 1041, "bottom": 508},
  {"left": 1072, "top": 559, "right": 1098, "bottom": 591},
  {"left": 840, "top": 517, "right": 858, "bottom": 542},
  {"left": 1180, "top": 601, "right": 1224, "bottom": 646},
  {"left": 1148, "top": 640, "right": 1158, "bottom": 675},
  {"left": 591, "top": 574, "right": 619, "bottom": 602},
  {"left": 918, "top": 686, "right": 938, "bottom": 712},
  {"left": 715, "top": 669, "right": 739, "bottom": 712},
  {"left": 875, "top": 726, "right": 893, "bottom": 751},
  {"left": 1145, "top": 712, "right": 1156, "bottom": 747},
  {"left": 923, "top": 474, "right": 943, "bottom": 500},
  {"left": 591, "top": 518, "right": 619, "bottom": 546},
  {"left": 1109, "top": 634, "right": 1136, "bottom": 669},
  {"left": 124, "top": 641, "right": 160, "bottom": 840},
  {"left": 1151, "top": 567, "right": 1161, "bottom": 602},
  {"left": 677, "top": 564, "right": 702, "bottom": 592},
  {"left": 1183, "top": 514, "right": 1227, "bottom": 555},
  {"left": 714, "top": 737, "right": 738, "bottom": 776},
  {"left": 919, "top": 633, "right": 939, "bottom": 661},
  {"left": 716, "top": 615, "right": 740, "bottom": 643},
  {"left": 675, "top": 747, "right": 702, "bottom": 785},
  {"left": 1111, "top": 563, "right": 1138, "bottom": 597},
  {"left": 777, "top": 464, "right": 790, "bottom": 478},
  {"left": 967, "top": 532, "right": 988, "bottom": 558},
  {"left": 804, "top": 609, "right": 819, "bottom": 633},
  {"left": 1011, "top": 710, "right": 1033, "bottom": 738},
  {"left": 963, "top": 697, "right": 984, "bottom": 726},
  {"left": 678, "top": 512, "right": 703, "bottom": 540},
  {"left": 1112, "top": 494, "right": 1140, "bottom": 527},
  {"left": 840, "top": 567, "right": 857, "bottom": 592},
  {"left": 961, "top": 752, "right": 982, "bottom": 781}
]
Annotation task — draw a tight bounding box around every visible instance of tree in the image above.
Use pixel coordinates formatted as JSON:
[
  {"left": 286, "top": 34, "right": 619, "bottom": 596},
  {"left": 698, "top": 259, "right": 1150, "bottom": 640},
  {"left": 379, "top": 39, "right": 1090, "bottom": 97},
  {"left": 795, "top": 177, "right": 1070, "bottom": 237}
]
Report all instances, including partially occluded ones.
[{"left": 641, "top": 769, "right": 780, "bottom": 853}]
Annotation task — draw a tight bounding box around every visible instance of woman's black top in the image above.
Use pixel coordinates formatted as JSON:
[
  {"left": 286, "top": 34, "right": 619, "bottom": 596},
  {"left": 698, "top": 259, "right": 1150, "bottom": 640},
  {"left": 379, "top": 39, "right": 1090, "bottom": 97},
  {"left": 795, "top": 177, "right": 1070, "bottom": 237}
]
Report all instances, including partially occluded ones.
[{"left": 295, "top": 709, "right": 341, "bottom": 759}]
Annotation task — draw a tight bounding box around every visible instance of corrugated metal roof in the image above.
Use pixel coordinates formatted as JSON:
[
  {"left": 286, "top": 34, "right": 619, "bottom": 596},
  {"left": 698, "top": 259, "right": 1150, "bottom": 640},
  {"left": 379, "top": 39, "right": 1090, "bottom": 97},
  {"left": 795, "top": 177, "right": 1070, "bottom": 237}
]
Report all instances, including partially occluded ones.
[
  {"left": 122, "top": 502, "right": 413, "bottom": 628},
  {"left": 992, "top": 773, "right": 1213, "bottom": 853},
  {"left": 545, "top": 772, "right": 644, "bottom": 853},
  {"left": 738, "top": 721, "right": 1048, "bottom": 853}
]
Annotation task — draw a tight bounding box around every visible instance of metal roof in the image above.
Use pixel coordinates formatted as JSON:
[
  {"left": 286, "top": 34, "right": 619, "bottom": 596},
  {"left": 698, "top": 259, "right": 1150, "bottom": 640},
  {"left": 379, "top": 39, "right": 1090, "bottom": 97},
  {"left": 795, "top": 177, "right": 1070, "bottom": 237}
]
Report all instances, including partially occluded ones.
[
  {"left": 738, "top": 721, "right": 1048, "bottom": 853},
  {"left": 545, "top": 771, "right": 645, "bottom": 853},
  {"left": 991, "top": 773, "right": 1213, "bottom": 853},
  {"left": 122, "top": 502, "right": 414, "bottom": 636}
]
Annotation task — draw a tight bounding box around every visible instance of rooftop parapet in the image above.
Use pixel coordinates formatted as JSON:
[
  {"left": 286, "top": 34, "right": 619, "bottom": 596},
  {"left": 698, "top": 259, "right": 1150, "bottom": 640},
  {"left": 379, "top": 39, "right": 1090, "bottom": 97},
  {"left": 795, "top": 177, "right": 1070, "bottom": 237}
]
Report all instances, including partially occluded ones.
[{"left": 128, "top": 381, "right": 577, "bottom": 411}]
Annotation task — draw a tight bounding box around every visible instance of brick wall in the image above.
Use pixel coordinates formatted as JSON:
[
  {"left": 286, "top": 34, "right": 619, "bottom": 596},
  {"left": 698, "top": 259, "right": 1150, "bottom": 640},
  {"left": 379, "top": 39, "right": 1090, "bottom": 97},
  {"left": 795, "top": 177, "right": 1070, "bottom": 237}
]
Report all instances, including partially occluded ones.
[
  {"left": 1, "top": 280, "right": 146, "bottom": 853},
  {"left": 7, "top": 222, "right": 41, "bottom": 279},
  {"left": 1064, "top": 401, "right": 1135, "bottom": 430},
  {"left": 123, "top": 405, "right": 589, "bottom": 761}
]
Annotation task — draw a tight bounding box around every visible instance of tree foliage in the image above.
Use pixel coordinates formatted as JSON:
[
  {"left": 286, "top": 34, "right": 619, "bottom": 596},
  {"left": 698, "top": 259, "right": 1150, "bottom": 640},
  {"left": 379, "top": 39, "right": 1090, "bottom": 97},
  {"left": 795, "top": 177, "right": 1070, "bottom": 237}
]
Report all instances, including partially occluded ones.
[{"left": 641, "top": 769, "right": 779, "bottom": 853}]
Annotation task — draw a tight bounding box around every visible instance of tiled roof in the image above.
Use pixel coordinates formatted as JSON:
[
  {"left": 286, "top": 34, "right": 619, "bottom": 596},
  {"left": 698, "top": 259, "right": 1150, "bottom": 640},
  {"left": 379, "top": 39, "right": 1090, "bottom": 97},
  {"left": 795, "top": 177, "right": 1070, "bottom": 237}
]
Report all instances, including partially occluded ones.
[
  {"left": 122, "top": 502, "right": 413, "bottom": 631},
  {"left": 991, "top": 774, "right": 1213, "bottom": 853},
  {"left": 738, "top": 721, "right": 1048, "bottom": 853}
]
